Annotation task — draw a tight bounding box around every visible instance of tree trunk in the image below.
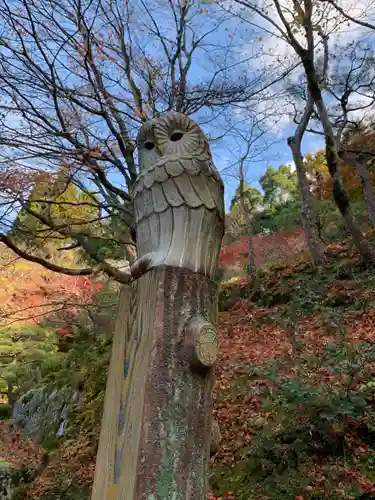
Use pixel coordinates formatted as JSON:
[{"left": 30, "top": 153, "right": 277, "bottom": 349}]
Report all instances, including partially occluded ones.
[
  {"left": 242, "top": 201, "right": 256, "bottom": 279},
  {"left": 238, "top": 165, "right": 256, "bottom": 282},
  {"left": 289, "top": 139, "right": 325, "bottom": 265},
  {"left": 304, "top": 60, "right": 375, "bottom": 264},
  {"left": 354, "top": 154, "right": 375, "bottom": 229},
  {"left": 92, "top": 111, "right": 224, "bottom": 499},
  {"left": 92, "top": 269, "right": 219, "bottom": 499},
  {"left": 6, "top": 379, "right": 17, "bottom": 408}
]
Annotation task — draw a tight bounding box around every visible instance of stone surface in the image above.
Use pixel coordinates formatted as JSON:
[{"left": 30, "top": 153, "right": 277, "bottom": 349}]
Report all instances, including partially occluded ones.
[{"left": 11, "top": 387, "right": 83, "bottom": 442}]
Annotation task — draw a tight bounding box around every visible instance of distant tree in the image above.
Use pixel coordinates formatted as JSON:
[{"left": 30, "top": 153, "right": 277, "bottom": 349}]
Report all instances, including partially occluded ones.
[
  {"left": 229, "top": 0, "right": 375, "bottom": 265},
  {"left": 320, "top": 0, "right": 375, "bottom": 32},
  {"left": 0, "top": 0, "right": 258, "bottom": 282},
  {"left": 0, "top": 324, "right": 58, "bottom": 406},
  {"left": 300, "top": 40, "right": 375, "bottom": 230},
  {"left": 227, "top": 184, "right": 263, "bottom": 243},
  {"left": 287, "top": 91, "right": 325, "bottom": 265},
  {"left": 230, "top": 183, "right": 263, "bottom": 212},
  {"left": 229, "top": 182, "right": 263, "bottom": 279},
  {"left": 252, "top": 199, "right": 302, "bottom": 235},
  {"left": 260, "top": 164, "right": 299, "bottom": 208},
  {"left": 11, "top": 168, "right": 101, "bottom": 260},
  {"left": 340, "top": 125, "right": 375, "bottom": 228},
  {"left": 304, "top": 149, "right": 375, "bottom": 241}
]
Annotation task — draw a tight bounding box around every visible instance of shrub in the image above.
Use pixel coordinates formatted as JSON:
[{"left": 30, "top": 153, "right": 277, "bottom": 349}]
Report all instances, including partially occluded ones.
[
  {"left": 0, "top": 402, "right": 11, "bottom": 419},
  {"left": 255, "top": 341, "right": 375, "bottom": 444},
  {"left": 38, "top": 485, "right": 91, "bottom": 500},
  {"left": 211, "top": 340, "right": 375, "bottom": 499}
]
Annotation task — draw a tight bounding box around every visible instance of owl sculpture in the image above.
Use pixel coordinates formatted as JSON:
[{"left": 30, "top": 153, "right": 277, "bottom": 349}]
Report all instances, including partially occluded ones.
[{"left": 130, "top": 111, "right": 225, "bottom": 281}]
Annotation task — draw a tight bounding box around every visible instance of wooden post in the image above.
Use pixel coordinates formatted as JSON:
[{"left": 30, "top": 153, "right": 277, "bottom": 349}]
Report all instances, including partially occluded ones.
[{"left": 92, "top": 111, "right": 224, "bottom": 500}]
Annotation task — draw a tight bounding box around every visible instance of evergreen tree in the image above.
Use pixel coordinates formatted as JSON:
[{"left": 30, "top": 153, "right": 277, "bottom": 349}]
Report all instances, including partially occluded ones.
[
  {"left": 0, "top": 324, "right": 59, "bottom": 405},
  {"left": 230, "top": 183, "right": 263, "bottom": 212},
  {"left": 260, "top": 165, "right": 299, "bottom": 208},
  {"left": 12, "top": 167, "right": 100, "bottom": 259}
]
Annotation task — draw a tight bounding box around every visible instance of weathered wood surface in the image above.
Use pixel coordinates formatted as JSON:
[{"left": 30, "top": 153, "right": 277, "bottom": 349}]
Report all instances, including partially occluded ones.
[
  {"left": 91, "top": 285, "right": 130, "bottom": 500},
  {"left": 93, "top": 266, "right": 218, "bottom": 499},
  {"left": 131, "top": 111, "right": 225, "bottom": 281},
  {"left": 92, "top": 111, "right": 224, "bottom": 499}
]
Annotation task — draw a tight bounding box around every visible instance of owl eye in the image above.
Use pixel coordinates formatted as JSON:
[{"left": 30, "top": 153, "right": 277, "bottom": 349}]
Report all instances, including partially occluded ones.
[
  {"left": 144, "top": 141, "right": 155, "bottom": 150},
  {"left": 170, "top": 131, "right": 184, "bottom": 142}
]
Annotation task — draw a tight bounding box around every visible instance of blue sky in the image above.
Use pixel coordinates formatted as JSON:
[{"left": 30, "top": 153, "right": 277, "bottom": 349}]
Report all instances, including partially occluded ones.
[
  {"left": 215, "top": 123, "right": 326, "bottom": 209},
  {"left": 0, "top": 0, "right": 373, "bottom": 223},
  {"left": 190, "top": 0, "right": 375, "bottom": 210}
]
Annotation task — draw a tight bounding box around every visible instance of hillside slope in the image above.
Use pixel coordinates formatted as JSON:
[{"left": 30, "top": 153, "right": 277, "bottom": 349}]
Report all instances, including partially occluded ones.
[{"left": 3, "top": 238, "right": 375, "bottom": 499}]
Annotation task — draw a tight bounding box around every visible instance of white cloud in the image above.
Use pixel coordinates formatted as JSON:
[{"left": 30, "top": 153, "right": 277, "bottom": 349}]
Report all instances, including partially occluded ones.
[
  {"left": 229, "top": 0, "right": 375, "bottom": 133},
  {"left": 285, "top": 161, "right": 295, "bottom": 172}
]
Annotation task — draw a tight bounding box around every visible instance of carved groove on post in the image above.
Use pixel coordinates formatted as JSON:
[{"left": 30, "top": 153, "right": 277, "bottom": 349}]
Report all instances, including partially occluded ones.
[{"left": 91, "top": 285, "right": 130, "bottom": 500}]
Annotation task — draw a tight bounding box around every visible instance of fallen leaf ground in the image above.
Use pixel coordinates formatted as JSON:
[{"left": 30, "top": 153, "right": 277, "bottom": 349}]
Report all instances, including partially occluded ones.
[
  {"left": 0, "top": 421, "right": 43, "bottom": 469},
  {"left": 3, "top": 240, "right": 375, "bottom": 499},
  {"left": 209, "top": 303, "right": 375, "bottom": 499},
  {"left": 209, "top": 240, "right": 375, "bottom": 499}
]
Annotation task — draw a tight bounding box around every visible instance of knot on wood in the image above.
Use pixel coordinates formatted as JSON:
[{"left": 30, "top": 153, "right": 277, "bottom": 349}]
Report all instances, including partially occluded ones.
[{"left": 181, "top": 316, "right": 219, "bottom": 371}]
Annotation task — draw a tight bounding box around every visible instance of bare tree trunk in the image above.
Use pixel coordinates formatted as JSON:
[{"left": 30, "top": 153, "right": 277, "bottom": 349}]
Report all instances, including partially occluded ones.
[
  {"left": 354, "top": 154, "right": 375, "bottom": 229},
  {"left": 242, "top": 200, "right": 256, "bottom": 279},
  {"left": 6, "top": 379, "right": 17, "bottom": 408},
  {"left": 287, "top": 94, "right": 325, "bottom": 266},
  {"left": 265, "top": 0, "right": 375, "bottom": 264},
  {"left": 289, "top": 142, "right": 325, "bottom": 265},
  {"left": 305, "top": 62, "right": 375, "bottom": 264},
  {"left": 238, "top": 158, "right": 257, "bottom": 282}
]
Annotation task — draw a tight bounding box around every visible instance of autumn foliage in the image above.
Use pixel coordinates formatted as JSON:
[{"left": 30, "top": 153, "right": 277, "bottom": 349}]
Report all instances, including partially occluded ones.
[
  {"left": 1, "top": 238, "right": 375, "bottom": 499},
  {"left": 207, "top": 243, "right": 375, "bottom": 499},
  {"left": 219, "top": 228, "right": 307, "bottom": 269},
  {"left": 0, "top": 247, "right": 101, "bottom": 326}
]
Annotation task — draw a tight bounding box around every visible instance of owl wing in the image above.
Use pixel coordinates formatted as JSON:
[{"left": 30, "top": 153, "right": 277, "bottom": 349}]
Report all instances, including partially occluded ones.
[
  {"left": 132, "top": 155, "right": 225, "bottom": 224},
  {"left": 131, "top": 156, "right": 225, "bottom": 280}
]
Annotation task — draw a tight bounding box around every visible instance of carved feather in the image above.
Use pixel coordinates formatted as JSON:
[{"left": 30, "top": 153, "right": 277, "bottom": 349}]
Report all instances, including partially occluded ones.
[
  {"left": 165, "top": 159, "right": 184, "bottom": 177},
  {"left": 144, "top": 170, "right": 155, "bottom": 189},
  {"left": 174, "top": 174, "right": 204, "bottom": 208},
  {"left": 154, "top": 165, "right": 169, "bottom": 183},
  {"left": 151, "top": 183, "right": 169, "bottom": 213},
  {"left": 190, "top": 174, "right": 217, "bottom": 211},
  {"left": 179, "top": 158, "right": 200, "bottom": 175},
  {"left": 142, "top": 187, "right": 154, "bottom": 219},
  {"left": 162, "top": 178, "right": 184, "bottom": 207}
]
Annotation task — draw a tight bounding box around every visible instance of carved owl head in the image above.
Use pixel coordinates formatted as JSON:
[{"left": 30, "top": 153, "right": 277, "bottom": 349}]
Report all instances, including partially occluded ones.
[{"left": 137, "top": 111, "right": 209, "bottom": 171}]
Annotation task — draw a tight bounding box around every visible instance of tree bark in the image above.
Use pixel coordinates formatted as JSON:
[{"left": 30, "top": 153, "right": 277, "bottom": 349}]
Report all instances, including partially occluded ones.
[
  {"left": 354, "top": 154, "right": 375, "bottom": 229},
  {"left": 287, "top": 92, "right": 325, "bottom": 266},
  {"left": 240, "top": 196, "right": 256, "bottom": 279},
  {"left": 245, "top": 204, "right": 256, "bottom": 276},
  {"left": 289, "top": 141, "right": 325, "bottom": 265},
  {"left": 6, "top": 379, "right": 18, "bottom": 408},
  {"left": 237, "top": 159, "right": 256, "bottom": 282},
  {"left": 92, "top": 266, "right": 219, "bottom": 500}
]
